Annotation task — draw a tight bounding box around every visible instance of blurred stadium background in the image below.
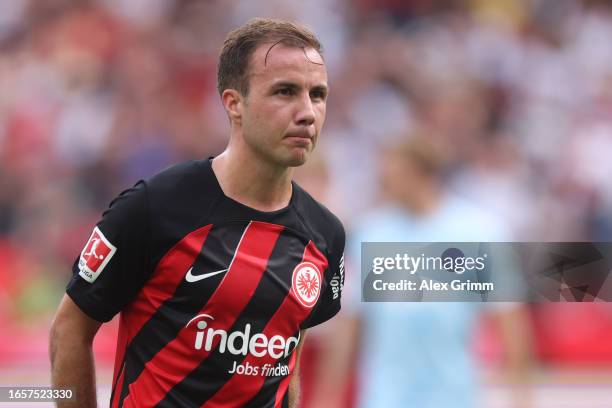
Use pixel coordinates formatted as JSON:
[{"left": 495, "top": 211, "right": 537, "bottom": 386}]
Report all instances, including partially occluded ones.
[{"left": 1, "top": 0, "right": 612, "bottom": 407}]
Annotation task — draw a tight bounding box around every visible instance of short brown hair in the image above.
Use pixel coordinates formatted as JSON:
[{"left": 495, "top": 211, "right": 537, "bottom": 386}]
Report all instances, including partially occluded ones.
[
  {"left": 385, "top": 135, "right": 449, "bottom": 177},
  {"left": 217, "top": 18, "right": 322, "bottom": 96}
]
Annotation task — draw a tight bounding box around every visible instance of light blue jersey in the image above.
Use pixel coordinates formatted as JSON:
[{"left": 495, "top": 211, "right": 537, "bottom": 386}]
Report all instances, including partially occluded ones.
[{"left": 350, "top": 197, "right": 507, "bottom": 408}]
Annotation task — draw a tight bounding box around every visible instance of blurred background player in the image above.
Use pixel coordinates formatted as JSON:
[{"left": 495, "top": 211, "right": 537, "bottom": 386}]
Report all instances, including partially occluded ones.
[{"left": 309, "top": 135, "right": 533, "bottom": 408}]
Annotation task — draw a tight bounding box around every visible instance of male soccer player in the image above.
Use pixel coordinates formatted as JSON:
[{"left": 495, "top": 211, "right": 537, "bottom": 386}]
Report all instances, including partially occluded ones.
[{"left": 49, "top": 18, "right": 345, "bottom": 408}]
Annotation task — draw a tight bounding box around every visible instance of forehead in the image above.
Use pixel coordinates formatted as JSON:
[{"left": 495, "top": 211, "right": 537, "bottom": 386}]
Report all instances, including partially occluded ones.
[{"left": 249, "top": 43, "right": 327, "bottom": 86}]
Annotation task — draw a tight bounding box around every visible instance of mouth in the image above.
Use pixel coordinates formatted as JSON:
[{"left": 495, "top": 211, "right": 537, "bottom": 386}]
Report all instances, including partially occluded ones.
[
  {"left": 285, "top": 129, "right": 315, "bottom": 149},
  {"left": 284, "top": 132, "right": 314, "bottom": 140},
  {"left": 284, "top": 134, "right": 313, "bottom": 149}
]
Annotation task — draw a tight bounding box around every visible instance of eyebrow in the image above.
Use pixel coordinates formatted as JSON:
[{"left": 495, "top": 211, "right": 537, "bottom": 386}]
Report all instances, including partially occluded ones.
[
  {"left": 271, "top": 81, "right": 329, "bottom": 94},
  {"left": 271, "top": 81, "right": 299, "bottom": 90}
]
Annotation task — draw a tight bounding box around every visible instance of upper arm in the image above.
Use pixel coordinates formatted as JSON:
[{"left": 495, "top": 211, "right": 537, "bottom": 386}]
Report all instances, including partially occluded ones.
[
  {"left": 66, "top": 181, "right": 151, "bottom": 322},
  {"left": 50, "top": 294, "right": 102, "bottom": 346},
  {"left": 291, "top": 330, "right": 308, "bottom": 376},
  {"left": 295, "top": 330, "right": 307, "bottom": 362},
  {"left": 288, "top": 330, "right": 307, "bottom": 408}
]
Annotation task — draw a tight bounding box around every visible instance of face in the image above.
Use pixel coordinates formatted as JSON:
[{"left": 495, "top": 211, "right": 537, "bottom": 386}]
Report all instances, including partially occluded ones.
[
  {"left": 228, "top": 43, "right": 328, "bottom": 168},
  {"left": 380, "top": 149, "right": 439, "bottom": 212}
]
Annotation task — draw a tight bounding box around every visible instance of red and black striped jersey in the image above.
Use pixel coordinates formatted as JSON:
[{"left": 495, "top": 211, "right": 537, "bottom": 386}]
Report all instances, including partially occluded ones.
[{"left": 66, "top": 159, "right": 345, "bottom": 408}]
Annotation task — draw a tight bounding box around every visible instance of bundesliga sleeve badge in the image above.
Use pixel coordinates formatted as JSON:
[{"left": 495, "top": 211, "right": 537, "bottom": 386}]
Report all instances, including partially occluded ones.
[
  {"left": 291, "top": 261, "right": 322, "bottom": 308},
  {"left": 78, "top": 226, "right": 117, "bottom": 283}
]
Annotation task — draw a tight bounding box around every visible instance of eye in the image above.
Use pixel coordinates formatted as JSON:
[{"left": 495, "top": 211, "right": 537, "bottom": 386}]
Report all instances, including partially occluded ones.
[
  {"left": 310, "top": 89, "right": 327, "bottom": 101},
  {"left": 276, "top": 87, "right": 294, "bottom": 96}
]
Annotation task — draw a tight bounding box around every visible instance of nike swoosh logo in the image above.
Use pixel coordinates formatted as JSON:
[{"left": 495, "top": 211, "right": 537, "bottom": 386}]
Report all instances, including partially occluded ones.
[{"left": 185, "top": 267, "right": 228, "bottom": 283}]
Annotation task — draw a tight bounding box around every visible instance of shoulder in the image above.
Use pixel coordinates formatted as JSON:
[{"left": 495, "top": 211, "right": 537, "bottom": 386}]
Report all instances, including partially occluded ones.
[
  {"left": 350, "top": 205, "right": 409, "bottom": 241},
  {"left": 145, "top": 160, "right": 215, "bottom": 194},
  {"left": 292, "top": 182, "right": 345, "bottom": 246},
  {"left": 102, "top": 161, "right": 209, "bottom": 221},
  {"left": 144, "top": 159, "right": 220, "bottom": 207},
  {"left": 440, "top": 195, "right": 510, "bottom": 241},
  {"left": 140, "top": 159, "right": 221, "bottom": 228}
]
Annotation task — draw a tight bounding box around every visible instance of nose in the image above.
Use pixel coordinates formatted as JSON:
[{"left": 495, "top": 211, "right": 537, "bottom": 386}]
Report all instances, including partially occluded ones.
[{"left": 295, "top": 94, "right": 315, "bottom": 127}]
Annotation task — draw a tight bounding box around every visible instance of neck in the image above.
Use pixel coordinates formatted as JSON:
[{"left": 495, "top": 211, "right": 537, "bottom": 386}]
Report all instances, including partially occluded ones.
[{"left": 212, "top": 147, "right": 294, "bottom": 212}]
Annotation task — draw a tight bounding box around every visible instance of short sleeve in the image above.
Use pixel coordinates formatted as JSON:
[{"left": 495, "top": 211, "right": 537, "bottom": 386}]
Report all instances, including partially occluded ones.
[
  {"left": 66, "top": 181, "right": 151, "bottom": 322},
  {"left": 301, "top": 223, "right": 346, "bottom": 329}
]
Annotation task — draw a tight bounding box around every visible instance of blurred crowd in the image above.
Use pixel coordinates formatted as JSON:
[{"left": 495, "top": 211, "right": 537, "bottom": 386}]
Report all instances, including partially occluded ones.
[{"left": 1, "top": 0, "right": 612, "bottom": 385}]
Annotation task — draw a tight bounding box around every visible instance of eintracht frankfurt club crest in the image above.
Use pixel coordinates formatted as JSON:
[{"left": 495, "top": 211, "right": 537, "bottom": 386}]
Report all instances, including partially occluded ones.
[{"left": 291, "top": 262, "right": 322, "bottom": 308}]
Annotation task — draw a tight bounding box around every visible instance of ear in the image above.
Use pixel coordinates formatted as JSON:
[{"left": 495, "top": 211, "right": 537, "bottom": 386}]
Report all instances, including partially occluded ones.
[{"left": 221, "top": 89, "right": 244, "bottom": 125}]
